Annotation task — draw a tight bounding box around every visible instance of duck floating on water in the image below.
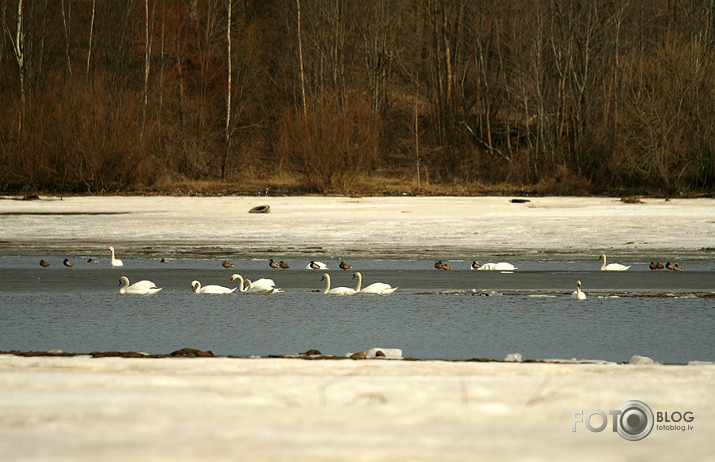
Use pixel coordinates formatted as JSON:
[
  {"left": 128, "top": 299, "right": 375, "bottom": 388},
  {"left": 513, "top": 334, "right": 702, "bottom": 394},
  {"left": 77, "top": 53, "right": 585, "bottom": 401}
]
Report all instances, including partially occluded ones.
[{"left": 308, "top": 261, "right": 328, "bottom": 270}]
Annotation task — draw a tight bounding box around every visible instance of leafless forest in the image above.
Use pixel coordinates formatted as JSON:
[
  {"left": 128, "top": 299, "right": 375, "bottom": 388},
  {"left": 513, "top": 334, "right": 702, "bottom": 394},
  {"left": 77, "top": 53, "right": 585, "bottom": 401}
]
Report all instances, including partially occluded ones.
[{"left": 0, "top": 0, "right": 713, "bottom": 195}]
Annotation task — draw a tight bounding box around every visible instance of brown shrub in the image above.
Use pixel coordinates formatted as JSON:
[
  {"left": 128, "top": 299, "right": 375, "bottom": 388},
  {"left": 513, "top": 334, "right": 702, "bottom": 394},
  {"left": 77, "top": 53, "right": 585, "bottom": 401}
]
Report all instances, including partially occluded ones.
[
  {"left": 533, "top": 165, "right": 592, "bottom": 195},
  {"left": 274, "top": 93, "right": 381, "bottom": 193}
]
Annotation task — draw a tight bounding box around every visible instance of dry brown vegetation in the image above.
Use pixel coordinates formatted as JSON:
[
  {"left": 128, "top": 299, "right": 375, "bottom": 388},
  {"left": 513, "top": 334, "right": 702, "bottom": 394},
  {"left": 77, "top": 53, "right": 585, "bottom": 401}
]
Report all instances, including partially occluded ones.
[{"left": 0, "top": 0, "right": 713, "bottom": 197}]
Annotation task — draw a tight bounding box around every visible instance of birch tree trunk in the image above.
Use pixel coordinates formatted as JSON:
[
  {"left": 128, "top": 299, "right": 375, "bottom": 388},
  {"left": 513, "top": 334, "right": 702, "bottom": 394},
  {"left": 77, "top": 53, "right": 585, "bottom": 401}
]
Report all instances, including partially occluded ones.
[
  {"left": 60, "top": 0, "right": 72, "bottom": 77},
  {"left": 141, "top": 0, "right": 151, "bottom": 140},
  {"left": 85, "top": 0, "right": 95, "bottom": 85},
  {"left": 221, "top": 0, "right": 232, "bottom": 179},
  {"left": 0, "top": 0, "right": 6, "bottom": 85},
  {"left": 9, "top": 0, "right": 25, "bottom": 133},
  {"left": 296, "top": 0, "right": 306, "bottom": 116}
]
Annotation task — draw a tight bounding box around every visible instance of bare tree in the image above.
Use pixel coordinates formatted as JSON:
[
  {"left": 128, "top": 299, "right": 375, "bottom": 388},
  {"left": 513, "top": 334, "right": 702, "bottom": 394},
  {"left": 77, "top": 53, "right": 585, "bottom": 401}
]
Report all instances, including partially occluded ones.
[
  {"left": 7, "top": 0, "right": 25, "bottom": 132},
  {"left": 85, "top": 0, "right": 95, "bottom": 84},
  {"left": 140, "top": 0, "right": 153, "bottom": 140},
  {"left": 296, "top": 0, "right": 306, "bottom": 115},
  {"left": 221, "top": 0, "right": 232, "bottom": 178},
  {"left": 60, "top": 0, "right": 72, "bottom": 78}
]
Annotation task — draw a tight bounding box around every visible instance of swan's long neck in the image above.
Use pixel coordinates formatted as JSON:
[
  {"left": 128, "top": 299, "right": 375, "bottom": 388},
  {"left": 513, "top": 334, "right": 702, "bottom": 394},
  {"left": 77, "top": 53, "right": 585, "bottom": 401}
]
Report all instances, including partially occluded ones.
[
  {"left": 110, "top": 249, "right": 115, "bottom": 263},
  {"left": 233, "top": 275, "right": 246, "bottom": 292},
  {"left": 600, "top": 255, "right": 606, "bottom": 270},
  {"left": 193, "top": 282, "right": 201, "bottom": 292},
  {"left": 323, "top": 274, "right": 331, "bottom": 294},
  {"left": 120, "top": 277, "right": 129, "bottom": 292},
  {"left": 354, "top": 273, "right": 362, "bottom": 292},
  {"left": 245, "top": 279, "right": 252, "bottom": 291}
]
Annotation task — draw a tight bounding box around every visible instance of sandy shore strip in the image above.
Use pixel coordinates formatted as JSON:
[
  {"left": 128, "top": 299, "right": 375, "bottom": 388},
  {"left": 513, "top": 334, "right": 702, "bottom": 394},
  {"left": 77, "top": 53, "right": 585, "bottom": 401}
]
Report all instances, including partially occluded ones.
[
  {"left": 1, "top": 195, "right": 713, "bottom": 258},
  {"left": 0, "top": 355, "right": 712, "bottom": 461}
]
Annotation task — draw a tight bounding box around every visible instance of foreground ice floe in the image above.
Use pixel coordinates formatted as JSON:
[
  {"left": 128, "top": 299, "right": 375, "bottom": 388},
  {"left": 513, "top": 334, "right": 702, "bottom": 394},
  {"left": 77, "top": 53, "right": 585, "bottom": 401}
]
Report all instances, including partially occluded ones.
[{"left": 0, "top": 355, "right": 712, "bottom": 461}]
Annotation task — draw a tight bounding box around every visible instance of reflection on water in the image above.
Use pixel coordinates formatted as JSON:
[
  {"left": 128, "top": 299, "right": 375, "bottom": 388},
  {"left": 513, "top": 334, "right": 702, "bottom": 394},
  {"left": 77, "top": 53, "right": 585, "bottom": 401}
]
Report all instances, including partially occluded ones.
[{"left": 1, "top": 290, "right": 712, "bottom": 363}]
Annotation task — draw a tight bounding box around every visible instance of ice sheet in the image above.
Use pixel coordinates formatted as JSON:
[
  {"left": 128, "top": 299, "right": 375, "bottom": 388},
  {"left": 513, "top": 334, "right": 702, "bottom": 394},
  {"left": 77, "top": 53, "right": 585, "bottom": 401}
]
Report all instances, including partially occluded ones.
[{"left": 1, "top": 195, "right": 713, "bottom": 258}]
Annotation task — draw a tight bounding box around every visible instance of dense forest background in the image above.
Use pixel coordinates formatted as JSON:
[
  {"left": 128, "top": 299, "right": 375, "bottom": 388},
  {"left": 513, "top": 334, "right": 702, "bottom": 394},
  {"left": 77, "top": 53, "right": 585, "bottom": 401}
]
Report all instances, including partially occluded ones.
[{"left": 0, "top": 0, "right": 713, "bottom": 196}]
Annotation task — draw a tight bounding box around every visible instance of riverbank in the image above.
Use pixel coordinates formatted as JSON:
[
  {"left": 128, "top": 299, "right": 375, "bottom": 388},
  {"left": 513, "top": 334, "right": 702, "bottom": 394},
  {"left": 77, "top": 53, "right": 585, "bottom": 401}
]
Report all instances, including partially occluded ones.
[{"left": 0, "top": 354, "right": 712, "bottom": 461}]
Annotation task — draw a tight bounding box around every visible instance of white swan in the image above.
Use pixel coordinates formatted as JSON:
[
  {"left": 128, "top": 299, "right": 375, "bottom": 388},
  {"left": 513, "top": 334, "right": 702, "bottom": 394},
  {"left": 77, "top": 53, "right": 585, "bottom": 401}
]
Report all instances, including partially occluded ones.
[
  {"left": 474, "top": 262, "right": 517, "bottom": 271},
  {"left": 352, "top": 272, "right": 397, "bottom": 295},
  {"left": 119, "top": 276, "right": 162, "bottom": 294},
  {"left": 307, "top": 261, "right": 329, "bottom": 270},
  {"left": 229, "top": 274, "right": 280, "bottom": 294},
  {"left": 321, "top": 273, "right": 356, "bottom": 295},
  {"left": 571, "top": 280, "right": 587, "bottom": 300},
  {"left": 108, "top": 247, "right": 123, "bottom": 267},
  {"left": 191, "top": 280, "right": 237, "bottom": 294},
  {"left": 599, "top": 254, "right": 630, "bottom": 271}
]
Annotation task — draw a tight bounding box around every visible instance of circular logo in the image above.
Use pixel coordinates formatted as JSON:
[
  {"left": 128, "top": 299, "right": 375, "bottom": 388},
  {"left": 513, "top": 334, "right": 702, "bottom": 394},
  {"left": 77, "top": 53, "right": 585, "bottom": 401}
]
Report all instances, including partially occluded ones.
[{"left": 616, "top": 400, "right": 654, "bottom": 441}]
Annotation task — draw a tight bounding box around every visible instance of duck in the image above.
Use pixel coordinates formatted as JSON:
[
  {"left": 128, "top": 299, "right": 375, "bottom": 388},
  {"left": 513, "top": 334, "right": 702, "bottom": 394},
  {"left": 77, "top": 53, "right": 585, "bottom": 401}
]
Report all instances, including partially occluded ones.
[
  {"left": 656, "top": 261, "right": 664, "bottom": 271},
  {"left": 221, "top": 260, "right": 234, "bottom": 270},
  {"left": 279, "top": 261, "right": 290, "bottom": 270},
  {"left": 87, "top": 258, "right": 100, "bottom": 264},
  {"left": 471, "top": 261, "right": 481, "bottom": 270},
  {"left": 63, "top": 258, "right": 74, "bottom": 269},
  {"left": 649, "top": 262, "right": 657, "bottom": 271},
  {"left": 308, "top": 261, "right": 328, "bottom": 270},
  {"left": 229, "top": 274, "right": 280, "bottom": 294},
  {"left": 434, "top": 261, "right": 445, "bottom": 270},
  {"left": 571, "top": 280, "right": 587, "bottom": 300},
  {"left": 665, "top": 262, "right": 685, "bottom": 272},
  {"left": 599, "top": 254, "right": 630, "bottom": 271},
  {"left": 160, "top": 258, "right": 168, "bottom": 263},
  {"left": 39, "top": 259, "right": 51, "bottom": 269},
  {"left": 339, "top": 261, "right": 352, "bottom": 271},
  {"left": 441, "top": 263, "right": 452, "bottom": 270},
  {"left": 352, "top": 272, "right": 397, "bottom": 295},
  {"left": 108, "top": 247, "right": 123, "bottom": 267},
  {"left": 320, "top": 273, "right": 356, "bottom": 295},
  {"left": 191, "top": 280, "right": 237, "bottom": 294},
  {"left": 119, "top": 276, "right": 162, "bottom": 294},
  {"left": 269, "top": 259, "right": 280, "bottom": 269}
]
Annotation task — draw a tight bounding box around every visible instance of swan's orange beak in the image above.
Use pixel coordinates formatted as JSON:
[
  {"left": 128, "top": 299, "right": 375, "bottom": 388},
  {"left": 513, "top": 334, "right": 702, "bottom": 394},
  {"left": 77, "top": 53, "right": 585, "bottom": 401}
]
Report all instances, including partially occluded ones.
[{"left": 229, "top": 277, "right": 234, "bottom": 282}]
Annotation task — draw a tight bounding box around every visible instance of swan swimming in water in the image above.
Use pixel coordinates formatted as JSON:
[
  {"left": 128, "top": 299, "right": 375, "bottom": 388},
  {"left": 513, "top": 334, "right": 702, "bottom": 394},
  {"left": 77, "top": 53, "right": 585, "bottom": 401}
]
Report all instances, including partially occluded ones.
[
  {"left": 191, "top": 280, "right": 237, "bottom": 294},
  {"left": 108, "top": 247, "right": 123, "bottom": 267},
  {"left": 321, "top": 273, "right": 356, "bottom": 295},
  {"left": 119, "top": 276, "right": 162, "bottom": 294},
  {"left": 473, "top": 262, "right": 517, "bottom": 271},
  {"left": 352, "top": 272, "right": 397, "bottom": 295},
  {"left": 599, "top": 254, "right": 630, "bottom": 271},
  {"left": 571, "top": 280, "right": 587, "bottom": 300},
  {"left": 229, "top": 274, "right": 280, "bottom": 294}
]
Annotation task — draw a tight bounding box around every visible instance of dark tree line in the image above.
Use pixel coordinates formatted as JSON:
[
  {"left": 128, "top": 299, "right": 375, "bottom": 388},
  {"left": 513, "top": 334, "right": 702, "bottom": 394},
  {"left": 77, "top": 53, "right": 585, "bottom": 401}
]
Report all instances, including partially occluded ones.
[{"left": 1, "top": 0, "right": 713, "bottom": 194}]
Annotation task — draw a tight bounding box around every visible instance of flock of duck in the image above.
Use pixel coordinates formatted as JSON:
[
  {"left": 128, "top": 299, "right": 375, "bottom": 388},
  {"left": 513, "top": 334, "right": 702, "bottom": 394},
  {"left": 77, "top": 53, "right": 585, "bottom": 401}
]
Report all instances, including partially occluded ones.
[{"left": 38, "top": 249, "right": 688, "bottom": 299}]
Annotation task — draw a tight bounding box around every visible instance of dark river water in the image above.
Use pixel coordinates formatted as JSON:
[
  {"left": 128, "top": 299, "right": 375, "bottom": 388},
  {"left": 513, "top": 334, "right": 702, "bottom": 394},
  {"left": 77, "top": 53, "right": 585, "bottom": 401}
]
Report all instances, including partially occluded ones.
[{"left": 1, "top": 257, "right": 713, "bottom": 363}]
